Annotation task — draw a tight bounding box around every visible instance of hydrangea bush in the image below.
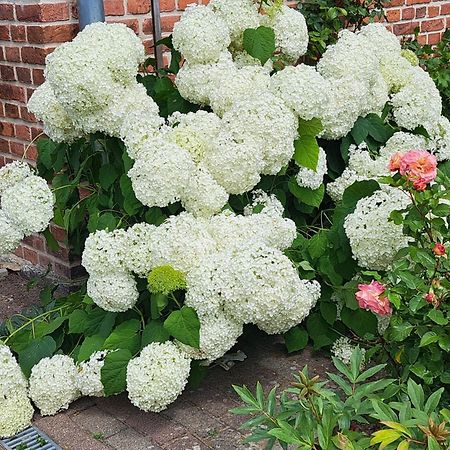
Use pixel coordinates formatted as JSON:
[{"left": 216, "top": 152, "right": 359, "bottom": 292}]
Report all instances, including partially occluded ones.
[{"left": 1, "top": 0, "right": 450, "bottom": 436}]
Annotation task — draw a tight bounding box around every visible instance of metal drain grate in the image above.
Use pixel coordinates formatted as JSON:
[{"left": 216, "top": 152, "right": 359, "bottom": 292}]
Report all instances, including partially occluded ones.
[{"left": 0, "top": 426, "right": 61, "bottom": 450}]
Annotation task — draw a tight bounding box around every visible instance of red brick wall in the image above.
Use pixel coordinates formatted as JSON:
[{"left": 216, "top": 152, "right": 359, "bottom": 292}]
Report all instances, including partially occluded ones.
[{"left": 0, "top": 0, "right": 449, "bottom": 278}]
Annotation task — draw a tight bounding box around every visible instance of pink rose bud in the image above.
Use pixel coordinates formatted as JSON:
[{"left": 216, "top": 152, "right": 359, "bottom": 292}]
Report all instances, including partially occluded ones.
[
  {"left": 355, "top": 281, "right": 392, "bottom": 316},
  {"left": 388, "top": 152, "right": 402, "bottom": 172},
  {"left": 399, "top": 150, "right": 437, "bottom": 191},
  {"left": 432, "top": 243, "right": 446, "bottom": 256},
  {"left": 424, "top": 292, "right": 435, "bottom": 303}
]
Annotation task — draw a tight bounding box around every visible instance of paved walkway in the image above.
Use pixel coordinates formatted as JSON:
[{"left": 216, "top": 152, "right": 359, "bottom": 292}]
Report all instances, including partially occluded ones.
[{"left": 27, "top": 333, "right": 331, "bottom": 450}]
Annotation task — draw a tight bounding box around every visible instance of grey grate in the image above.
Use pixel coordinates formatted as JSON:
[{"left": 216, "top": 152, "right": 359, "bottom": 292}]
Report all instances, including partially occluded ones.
[{"left": 1, "top": 426, "right": 61, "bottom": 450}]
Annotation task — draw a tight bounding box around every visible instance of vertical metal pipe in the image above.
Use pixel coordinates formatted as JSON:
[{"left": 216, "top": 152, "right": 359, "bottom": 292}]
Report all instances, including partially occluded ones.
[
  {"left": 151, "top": 0, "right": 164, "bottom": 69},
  {"left": 77, "top": 0, "right": 105, "bottom": 30}
]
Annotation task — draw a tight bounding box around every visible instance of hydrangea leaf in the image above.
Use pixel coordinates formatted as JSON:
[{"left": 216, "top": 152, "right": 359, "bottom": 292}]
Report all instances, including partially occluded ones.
[
  {"left": 141, "top": 320, "right": 170, "bottom": 348},
  {"left": 99, "top": 164, "right": 119, "bottom": 190},
  {"left": 77, "top": 335, "right": 105, "bottom": 363},
  {"left": 284, "top": 326, "right": 308, "bottom": 353},
  {"left": 243, "top": 26, "right": 275, "bottom": 65},
  {"left": 164, "top": 306, "right": 200, "bottom": 348},
  {"left": 294, "top": 135, "right": 320, "bottom": 171},
  {"left": 18, "top": 336, "right": 56, "bottom": 377},
  {"left": 103, "top": 319, "right": 141, "bottom": 353},
  {"left": 288, "top": 177, "right": 324, "bottom": 208},
  {"left": 101, "top": 349, "right": 132, "bottom": 396},
  {"left": 298, "top": 117, "right": 323, "bottom": 137}
]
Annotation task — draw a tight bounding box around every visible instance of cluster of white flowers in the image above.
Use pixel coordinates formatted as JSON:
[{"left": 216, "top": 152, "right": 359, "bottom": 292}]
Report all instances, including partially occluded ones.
[
  {"left": 28, "top": 22, "right": 161, "bottom": 143},
  {"left": 82, "top": 194, "right": 319, "bottom": 367},
  {"left": 76, "top": 351, "right": 108, "bottom": 397},
  {"left": 29, "top": 355, "right": 79, "bottom": 416},
  {"left": 296, "top": 147, "right": 327, "bottom": 190},
  {"left": 344, "top": 187, "right": 412, "bottom": 270},
  {"left": 127, "top": 342, "right": 191, "bottom": 412},
  {"left": 0, "top": 345, "right": 34, "bottom": 438},
  {"left": 0, "top": 161, "right": 54, "bottom": 256},
  {"left": 331, "top": 337, "right": 366, "bottom": 367},
  {"left": 327, "top": 131, "right": 449, "bottom": 202}
]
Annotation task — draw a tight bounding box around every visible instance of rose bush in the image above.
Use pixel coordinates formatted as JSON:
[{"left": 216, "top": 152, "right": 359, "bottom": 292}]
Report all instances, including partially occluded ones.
[{"left": 1, "top": 0, "right": 450, "bottom": 437}]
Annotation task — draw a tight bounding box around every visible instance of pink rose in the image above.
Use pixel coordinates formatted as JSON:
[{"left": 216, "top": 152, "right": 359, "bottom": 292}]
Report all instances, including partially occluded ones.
[
  {"left": 355, "top": 281, "right": 392, "bottom": 316},
  {"left": 399, "top": 150, "right": 437, "bottom": 191},
  {"left": 424, "top": 292, "right": 436, "bottom": 304},
  {"left": 388, "top": 152, "right": 403, "bottom": 172},
  {"left": 432, "top": 243, "right": 446, "bottom": 256}
]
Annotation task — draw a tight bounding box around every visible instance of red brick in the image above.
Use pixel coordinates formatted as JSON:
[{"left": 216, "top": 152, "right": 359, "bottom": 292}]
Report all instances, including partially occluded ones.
[
  {"left": 107, "top": 19, "right": 140, "bottom": 34},
  {"left": 104, "top": 0, "right": 125, "bottom": 15},
  {"left": 0, "top": 47, "right": 4, "bottom": 62},
  {"left": 15, "top": 124, "right": 31, "bottom": 140},
  {"left": 38, "top": 254, "right": 53, "bottom": 270},
  {"left": 161, "top": 0, "right": 176, "bottom": 11},
  {"left": 11, "top": 25, "right": 26, "bottom": 42},
  {"left": 386, "top": 8, "right": 401, "bottom": 22},
  {"left": 441, "top": 2, "right": 450, "bottom": 14},
  {"left": 5, "top": 103, "right": 19, "bottom": 119},
  {"left": 0, "top": 137, "right": 9, "bottom": 153},
  {"left": 9, "top": 141, "right": 25, "bottom": 157},
  {"left": 427, "top": 32, "right": 443, "bottom": 44},
  {"left": 20, "top": 106, "right": 37, "bottom": 123},
  {"left": 421, "top": 18, "right": 445, "bottom": 32},
  {"left": 27, "top": 24, "right": 78, "bottom": 44},
  {"left": 127, "top": 0, "right": 151, "bottom": 14},
  {"left": 0, "top": 25, "right": 10, "bottom": 41},
  {"left": 0, "top": 84, "right": 25, "bottom": 102},
  {"left": 405, "top": 0, "right": 429, "bottom": 4},
  {"left": 417, "top": 34, "right": 427, "bottom": 44},
  {"left": 0, "top": 4, "right": 14, "bottom": 20},
  {"left": 427, "top": 5, "right": 440, "bottom": 17},
  {"left": 161, "top": 14, "right": 180, "bottom": 32},
  {"left": 21, "top": 46, "right": 54, "bottom": 65},
  {"left": 23, "top": 235, "right": 45, "bottom": 252},
  {"left": 0, "top": 121, "right": 14, "bottom": 137},
  {"left": 143, "top": 18, "right": 153, "bottom": 34},
  {"left": 393, "top": 21, "right": 419, "bottom": 35},
  {"left": 402, "top": 7, "right": 415, "bottom": 19},
  {"left": 22, "top": 247, "right": 39, "bottom": 265},
  {"left": 5, "top": 46, "right": 20, "bottom": 62},
  {"left": 24, "top": 143, "right": 37, "bottom": 161},
  {"left": 49, "top": 224, "right": 67, "bottom": 243},
  {"left": 0, "top": 65, "right": 15, "bottom": 81},
  {"left": 30, "top": 126, "right": 42, "bottom": 139},
  {"left": 16, "top": 67, "right": 32, "bottom": 83},
  {"left": 416, "top": 6, "right": 427, "bottom": 17},
  {"left": 14, "top": 246, "right": 24, "bottom": 259},
  {"left": 143, "top": 39, "right": 154, "bottom": 55},
  {"left": 15, "top": 3, "right": 69, "bottom": 22},
  {"left": 178, "top": 0, "right": 199, "bottom": 9},
  {"left": 32, "top": 68, "right": 45, "bottom": 86}
]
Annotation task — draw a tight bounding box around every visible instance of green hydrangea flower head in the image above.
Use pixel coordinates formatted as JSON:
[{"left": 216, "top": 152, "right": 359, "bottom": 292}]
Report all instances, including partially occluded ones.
[
  {"left": 401, "top": 49, "right": 419, "bottom": 67},
  {"left": 147, "top": 265, "right": 187, "bottom": 295}
]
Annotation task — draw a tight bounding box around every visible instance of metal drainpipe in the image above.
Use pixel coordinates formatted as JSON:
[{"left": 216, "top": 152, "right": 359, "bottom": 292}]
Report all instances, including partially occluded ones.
[{"left": 77, "top": 0, "right": 105, "bottom": 31}]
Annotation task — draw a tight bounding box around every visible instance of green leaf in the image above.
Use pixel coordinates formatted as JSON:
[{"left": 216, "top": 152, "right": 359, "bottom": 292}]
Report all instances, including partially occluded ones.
[
  {"left": 427, "top": 436, "right": 441, "bottom": 450},
  {"left": 42, "top": 227, "right": 60, "bottom": 252},
  {"left": 307, "top": 230, "right": 329, "bottom": 260},
  {"left": 37, "top": 139, "right": 56, "bottom": 170},
  {"left": 120, "top": 174, "right": 142, "bottom": 216},
  {"left": 407, "top": 378, "right": 424, "bottom": 409},
  {"left": 99, "top": 164, "right": 119, "bottom": 190},
  {"left": 77, "top": 335, "right": 105, "bottom": 362},
  {"left": 288, "top": 177, "right": 324, "bottom": 207},
  {"left": 141, "top": 320, "right": 170, "bottom": 348},
  {"left": 365, "top": 114, "right": 394, "bottom": 143},
  {"left": 69, "top": 309, "right": 88, "bottom": 334},
  {"left": 424, "top": 388, "right": 444, "bottom": 415},
  {"left": 243, "top": 26, "right": 275, "bottom": 65},
  {"left": 101, "top": 349, "right": 132, "bottom": 396},
  {"left": 351, "top": 117, "right": 369, "bottom": 145},
  {"left": 284, "top": 326, "right": 308, "bottom": 353},
  {"left": 164, "top": 306, "right": 200, "bottom": 348},
  {"left": 428, "top": 309, "right": 448, "bottom": 325},
  {"left": 342, "top": 180, "right": 380, "bottom": 208},
  {"left": 103, "top": 319, "right": 141, "bottom": 353},
  {"left": 298, "top": 117, "right": 323, "bottom": 137},
  {"left": 419, "top": 331, "right": 439, "bottom": 347},
  {"left": 320, "top": 301, "right": 337, "bottom": 325},
  {"left": 294, "top": 135, "right": 320, "bottom": 170},
  {"left": 340, "top": 308, "right": 378, "bottom": 338},
  {"left": 18, "top": 336, "right": 57, "bottom": 377}
]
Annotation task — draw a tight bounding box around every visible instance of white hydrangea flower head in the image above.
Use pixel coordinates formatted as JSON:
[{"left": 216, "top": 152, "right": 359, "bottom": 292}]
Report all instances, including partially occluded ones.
[
  {"left": 222, "top": 92, "right": 297, "bottom": 175},
  {"left": 208, "top": 0, "right": 260, "bottom": 49},
  {"left": 358, "top": 23, "right": 401, "bottom": 58},
  {"left": 177, "top": 312, "right": 243, "bottom": 362},
  {"left": 0, "top": 160, "right": 31, "bottom": 195},
  {"left": 270, "top": 6, "right": 308, "bottom": 62},
  {"left": 0, "top": 210, "right": 24, "bottom": 256},
  {"left": 0, "top": 345, "right": 28, "bottom": 398},
  {"left": 76, "top": 351, "right": 108, "bottom": 397},
  {"left": 127, "top": 139, "right": 195, "bottom": 209},
  {"left": 123, "top": 223, "right": 156, "bottom": 276},
  {"left": 29, "top": 355, "right": 80, "bottom": 416},
  {"left": 362, "top": 74, "right": 389, "bottom": 117},
  {"left": 28, "top": 82, "right": 81, "bottom": 143},
  {"left": 87, "top": 271, "right": 139, "bottom": 312},
  {"left": 181, "top": 165, "right": 229, "bottom": 218},
  {"left": 270, "top": 65, "right": 330, "bottom": 121},
  {"left": 175, "top": 52, "right": 235, "bottom": 105},
  {"left": 201, "top": 132, "right": 264, "bottom": 194},
  {"left": 172, "top": 5, "right": 231, "bottom": 65},
  {"left": 232, "top": 50, "right": 273, "bottom": 70},
  {"left": 82, "top": 229, "right": 129, "bottom": 276},
  {"left": 127, "top": 342, "right": 191, "bottom": 412},
  {"left": 428, "top": 116, "right": 450, "bottom": 161},
  {"left": 164, "top": 110, "right": 222, "bottom": 164},
  {"left": 327, "top": 168, "right": 364, "bottom": 203},
  {"left": 391, "top": 66, "right": 442, "bottom": 131},
  {"left": 332, "top": 337, "right": 366, "bottom": 367},
  {"left": 1, "top": 175, "right": 54, "bottom": 235},
  {"left": 344, "top": 187, "right": 412, "bottom": 270},
  {"left": 379, "top": 53, "right": 415, "bottom": 93},
  {"left": 0, "top": 392, "right": 34, "bottom": 438},
  {"left": 296, "top": 147, "right": 327, "bottom": 190},
  {"left": 209, "top": 65, "right": 271, "bottom": 117}
]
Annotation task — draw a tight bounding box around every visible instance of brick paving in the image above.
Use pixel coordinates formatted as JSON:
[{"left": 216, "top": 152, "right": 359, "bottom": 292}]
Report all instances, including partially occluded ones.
[{"left": 5, "top": 332, "right": 333, "bottom": 450}]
